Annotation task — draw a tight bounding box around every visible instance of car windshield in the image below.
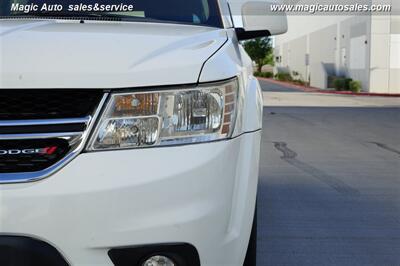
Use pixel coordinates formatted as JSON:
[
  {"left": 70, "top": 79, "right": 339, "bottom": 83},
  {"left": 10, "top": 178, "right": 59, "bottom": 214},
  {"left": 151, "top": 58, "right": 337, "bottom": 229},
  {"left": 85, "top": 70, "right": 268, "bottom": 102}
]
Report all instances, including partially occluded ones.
[{"left": 0, "top": 0, "right": 222, "bottom": 27}]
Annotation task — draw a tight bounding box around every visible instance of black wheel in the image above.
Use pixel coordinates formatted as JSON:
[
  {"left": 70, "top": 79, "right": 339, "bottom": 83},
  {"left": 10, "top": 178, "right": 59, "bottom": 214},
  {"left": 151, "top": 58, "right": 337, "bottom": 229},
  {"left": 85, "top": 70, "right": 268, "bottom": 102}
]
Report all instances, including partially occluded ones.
[{"left": 243, "top": 204, "right": 257, "bottom": 266}]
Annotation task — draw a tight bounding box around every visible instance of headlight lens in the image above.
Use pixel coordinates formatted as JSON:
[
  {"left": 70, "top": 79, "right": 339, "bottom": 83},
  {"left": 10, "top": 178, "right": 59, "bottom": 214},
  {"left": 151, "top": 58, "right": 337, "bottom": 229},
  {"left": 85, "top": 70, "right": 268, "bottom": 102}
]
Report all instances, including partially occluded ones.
[{"left": 88, "top": 79, "right": 239, "bottom": 150}]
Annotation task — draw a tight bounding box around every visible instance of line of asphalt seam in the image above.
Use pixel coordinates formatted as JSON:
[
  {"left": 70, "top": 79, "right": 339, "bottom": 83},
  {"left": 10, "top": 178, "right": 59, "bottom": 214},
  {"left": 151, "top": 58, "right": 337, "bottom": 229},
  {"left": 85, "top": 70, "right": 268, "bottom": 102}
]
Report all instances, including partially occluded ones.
[
  {"left": 273, "top": 142, "right": 360, "bottom": 196},
  {"left": 370, "top": 142, "right": 400, "bottom": 157}
]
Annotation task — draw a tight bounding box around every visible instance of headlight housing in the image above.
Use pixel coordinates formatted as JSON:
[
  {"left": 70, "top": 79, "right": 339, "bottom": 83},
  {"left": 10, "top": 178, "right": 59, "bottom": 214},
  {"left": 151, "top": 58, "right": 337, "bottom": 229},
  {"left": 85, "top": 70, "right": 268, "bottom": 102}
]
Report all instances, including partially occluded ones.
[{"left": 87, "top": 79, "right": 239, "bottom": 150}]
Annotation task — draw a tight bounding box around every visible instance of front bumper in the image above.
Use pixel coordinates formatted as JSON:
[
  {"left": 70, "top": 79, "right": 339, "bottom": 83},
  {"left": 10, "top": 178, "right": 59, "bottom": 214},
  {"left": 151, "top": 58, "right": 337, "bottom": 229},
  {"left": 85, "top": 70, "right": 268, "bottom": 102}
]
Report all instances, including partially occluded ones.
[{"left": 0, "top": 131, "right": 261, "bottom": 266}]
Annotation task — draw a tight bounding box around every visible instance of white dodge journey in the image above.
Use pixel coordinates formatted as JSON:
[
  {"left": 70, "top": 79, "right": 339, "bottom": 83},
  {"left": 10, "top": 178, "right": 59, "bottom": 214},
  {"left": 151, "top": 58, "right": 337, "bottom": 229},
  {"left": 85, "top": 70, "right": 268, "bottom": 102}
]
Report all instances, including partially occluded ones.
[{"left": 0, "top": 0, "right": 287, "bottom": 265}]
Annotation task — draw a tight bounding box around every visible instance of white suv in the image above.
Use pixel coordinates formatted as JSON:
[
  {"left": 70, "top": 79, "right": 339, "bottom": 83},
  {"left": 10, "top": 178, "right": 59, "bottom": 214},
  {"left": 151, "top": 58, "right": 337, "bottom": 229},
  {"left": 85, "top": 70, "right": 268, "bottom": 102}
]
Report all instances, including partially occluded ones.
[{"left": 0, "top": 1, "right": 286, "bottom": 265}]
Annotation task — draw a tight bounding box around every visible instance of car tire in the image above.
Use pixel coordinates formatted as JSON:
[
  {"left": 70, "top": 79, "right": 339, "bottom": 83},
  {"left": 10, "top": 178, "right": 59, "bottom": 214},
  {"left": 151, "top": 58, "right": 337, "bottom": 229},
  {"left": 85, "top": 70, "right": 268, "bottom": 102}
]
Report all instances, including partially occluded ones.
[{"left": 243, "top": 204, "right": 257, "bottom": 266}]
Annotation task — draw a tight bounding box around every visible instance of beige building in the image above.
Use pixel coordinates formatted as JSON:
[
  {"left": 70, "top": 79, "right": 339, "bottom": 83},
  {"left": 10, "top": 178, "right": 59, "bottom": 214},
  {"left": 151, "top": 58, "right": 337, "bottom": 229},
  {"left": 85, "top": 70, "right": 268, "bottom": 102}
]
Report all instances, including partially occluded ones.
[{"left": 274, "top": 1, "right": 400, "bottom": 93}]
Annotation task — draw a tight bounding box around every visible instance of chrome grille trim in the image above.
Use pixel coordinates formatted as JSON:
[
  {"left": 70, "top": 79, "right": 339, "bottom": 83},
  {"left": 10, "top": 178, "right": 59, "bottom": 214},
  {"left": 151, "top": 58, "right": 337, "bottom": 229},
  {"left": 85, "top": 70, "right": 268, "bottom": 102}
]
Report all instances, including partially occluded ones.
[
  {"left": 0, "top": 132, "right": 83, "bottom": 140},
  {"left": 0, "top": 93, "right": 109, "bottom": 184},
  {"left": 0, "top": 117, "right": 91, "bottom": 127}
]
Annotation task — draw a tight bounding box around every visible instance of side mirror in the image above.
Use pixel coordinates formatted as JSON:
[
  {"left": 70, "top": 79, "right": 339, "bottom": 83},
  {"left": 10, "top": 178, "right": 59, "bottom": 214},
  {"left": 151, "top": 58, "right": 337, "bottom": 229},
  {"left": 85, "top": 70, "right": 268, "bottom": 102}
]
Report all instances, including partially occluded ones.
[{"left": 236, "top": 1, "right": 288, "bottom": 40}]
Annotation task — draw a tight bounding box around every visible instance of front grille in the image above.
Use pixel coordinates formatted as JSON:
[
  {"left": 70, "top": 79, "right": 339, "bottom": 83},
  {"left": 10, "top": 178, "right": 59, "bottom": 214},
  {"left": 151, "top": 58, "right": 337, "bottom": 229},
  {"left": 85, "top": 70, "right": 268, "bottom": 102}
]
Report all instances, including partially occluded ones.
[
  {"left": 0, "top": 89, "right": 105, "bottom": 178},
  {"left": 0, "top": 90, "right": 104, "bottom": 120},
  {"left": 0, "top": 139, "right": 70, "bottom": 173},
  {"left": 0, "top": 123, "right": 86, "bottom": 134}
]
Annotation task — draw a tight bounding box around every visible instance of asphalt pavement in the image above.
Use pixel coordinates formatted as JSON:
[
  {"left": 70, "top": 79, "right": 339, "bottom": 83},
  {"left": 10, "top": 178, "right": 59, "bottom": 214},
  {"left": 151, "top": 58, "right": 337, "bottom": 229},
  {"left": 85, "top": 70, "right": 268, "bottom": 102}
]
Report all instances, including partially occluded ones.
[{"left": 257, "top": 79, "right": 400, "bottom": 266}]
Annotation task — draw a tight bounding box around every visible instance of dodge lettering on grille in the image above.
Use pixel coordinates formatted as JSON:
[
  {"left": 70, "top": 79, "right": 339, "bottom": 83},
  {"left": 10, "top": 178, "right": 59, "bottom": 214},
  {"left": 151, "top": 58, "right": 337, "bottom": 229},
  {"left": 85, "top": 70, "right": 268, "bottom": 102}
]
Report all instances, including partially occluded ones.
[{"left": 0, "top": 146, "right": 58, "bottom": 156}]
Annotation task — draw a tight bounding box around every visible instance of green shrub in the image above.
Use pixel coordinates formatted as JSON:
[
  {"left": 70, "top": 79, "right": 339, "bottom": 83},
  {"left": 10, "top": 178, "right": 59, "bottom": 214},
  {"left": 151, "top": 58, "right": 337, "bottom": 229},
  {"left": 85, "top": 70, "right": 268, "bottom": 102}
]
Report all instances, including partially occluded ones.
[
  {"left": 349, "top": 80, "right": 362, "bottom": 93},
  {"left": 264, "top": 72, "right": 273, "bottom": 78},
  {"left": 344, "top": 78, "right": 353, "bottom": 91},
  {"left": 328, "top": 76, "right": 340, "bottom": 88},
  {"left": 275, "top": 72, "right": 293, "bottom": 82},
  {"left": 333, "top": 77, "right": 353, "bottom": 91},
  {"left": 293, "top": 79, "right": 305, "bottom": 86},
  {"left": 333, "top": 78, "right": 345, "bottom": 91},
  {"left": 254, "top": 71, "right": 273, "bottom": 78}
]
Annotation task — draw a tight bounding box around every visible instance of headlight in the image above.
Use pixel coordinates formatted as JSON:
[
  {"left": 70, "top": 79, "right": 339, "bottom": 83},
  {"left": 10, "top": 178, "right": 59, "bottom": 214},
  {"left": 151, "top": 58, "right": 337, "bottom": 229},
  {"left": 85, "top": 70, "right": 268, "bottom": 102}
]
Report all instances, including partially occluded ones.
[{"left": 87, "top": 79, "right": 239, "bottom": 150}]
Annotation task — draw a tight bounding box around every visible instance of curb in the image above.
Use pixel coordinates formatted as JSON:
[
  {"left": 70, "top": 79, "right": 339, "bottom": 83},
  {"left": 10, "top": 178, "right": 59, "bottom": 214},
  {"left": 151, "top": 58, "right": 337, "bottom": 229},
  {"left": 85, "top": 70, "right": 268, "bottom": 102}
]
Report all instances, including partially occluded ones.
[{"left": 257, "top": 77, "right": 400, "bottom": 98}]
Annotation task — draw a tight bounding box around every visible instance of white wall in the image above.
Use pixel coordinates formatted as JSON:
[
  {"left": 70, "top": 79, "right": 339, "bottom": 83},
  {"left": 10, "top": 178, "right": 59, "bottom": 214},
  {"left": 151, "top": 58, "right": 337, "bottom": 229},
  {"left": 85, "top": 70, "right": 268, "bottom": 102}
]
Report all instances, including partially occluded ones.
[
  {"left": 275, "top": 15, "right": 349, "bottom": 45},
  {"left": 275, "top": 16, "right": 365, "bottom": 89},
  {"left": 389, "top": 14, "right": 400, "bottom": 93}
]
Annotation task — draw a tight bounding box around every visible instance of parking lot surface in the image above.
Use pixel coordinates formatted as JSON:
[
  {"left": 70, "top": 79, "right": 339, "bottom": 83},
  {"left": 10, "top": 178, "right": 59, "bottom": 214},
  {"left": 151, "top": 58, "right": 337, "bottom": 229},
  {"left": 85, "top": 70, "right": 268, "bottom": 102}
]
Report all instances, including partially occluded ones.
[{"left": 258, "top": 79, "right": 400, "bottom": 266}]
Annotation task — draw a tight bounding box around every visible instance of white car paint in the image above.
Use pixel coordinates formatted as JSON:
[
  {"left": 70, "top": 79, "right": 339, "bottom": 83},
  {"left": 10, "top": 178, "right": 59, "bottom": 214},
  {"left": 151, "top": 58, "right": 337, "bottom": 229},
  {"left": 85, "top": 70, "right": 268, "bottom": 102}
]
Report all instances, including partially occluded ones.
[
  {"left": 0, "top": 1, "right": 263, "bottom": 265},
  {"left": 1, "top": 133, "right": 261, "bottom": 266},
  {"left": 0, "top": 20, "right": 228, "bottom": 88}
]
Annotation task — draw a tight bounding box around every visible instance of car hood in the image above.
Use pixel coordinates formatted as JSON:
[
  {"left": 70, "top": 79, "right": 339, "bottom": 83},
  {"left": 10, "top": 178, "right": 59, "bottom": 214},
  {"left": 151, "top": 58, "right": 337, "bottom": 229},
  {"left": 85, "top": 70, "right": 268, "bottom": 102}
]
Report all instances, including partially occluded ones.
[{"left": 0, "top": 19, "right": 228, "bottom": 89}]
